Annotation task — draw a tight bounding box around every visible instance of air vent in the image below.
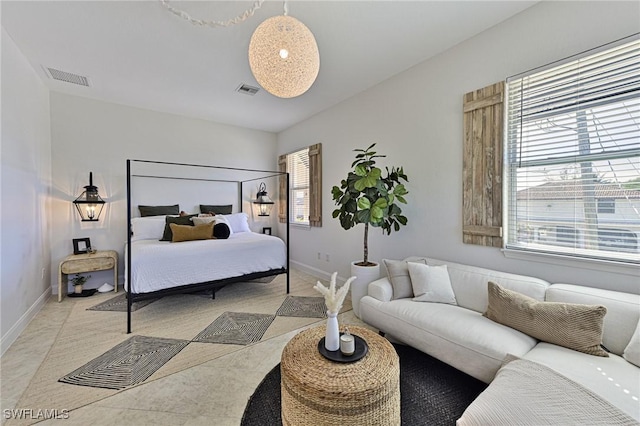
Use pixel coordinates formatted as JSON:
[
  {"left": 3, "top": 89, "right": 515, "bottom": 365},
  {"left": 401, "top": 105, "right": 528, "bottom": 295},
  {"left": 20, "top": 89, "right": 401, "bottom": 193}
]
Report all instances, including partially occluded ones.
[
  {"left": 236, "top": 83, "right": 260, "bottom": 96},
  {"left": 44, "top": 67, "right": 90, "bottom": 87}
]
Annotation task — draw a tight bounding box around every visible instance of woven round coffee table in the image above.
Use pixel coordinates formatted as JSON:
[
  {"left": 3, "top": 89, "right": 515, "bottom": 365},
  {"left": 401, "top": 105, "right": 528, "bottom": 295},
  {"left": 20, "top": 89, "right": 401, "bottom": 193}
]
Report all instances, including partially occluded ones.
[{"left": 280, "top": 325, "right": 400, "bottom": 426}]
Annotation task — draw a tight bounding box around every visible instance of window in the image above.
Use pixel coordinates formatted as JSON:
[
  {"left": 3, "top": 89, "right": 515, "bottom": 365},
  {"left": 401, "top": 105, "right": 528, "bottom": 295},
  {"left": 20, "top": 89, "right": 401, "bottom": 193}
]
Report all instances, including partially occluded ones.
[
  {"left": 278, "top": 144, "right": 322, "bottom": 227},
  {"left": 597, "top": 198, "right": 615, "bottom": 214},
  {"left": 506, "top": 37, "right": 640, "bottom": 263},
  {"left": 288, "top": 147, "right": 310, "bottom": 225}
]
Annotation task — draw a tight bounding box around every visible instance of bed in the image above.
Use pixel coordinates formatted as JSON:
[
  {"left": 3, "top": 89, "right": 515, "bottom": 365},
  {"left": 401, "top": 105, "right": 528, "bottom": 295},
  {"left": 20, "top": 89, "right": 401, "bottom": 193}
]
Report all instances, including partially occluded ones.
[{"left": 125, "top": 159, "right": 290, "bottom": 333}]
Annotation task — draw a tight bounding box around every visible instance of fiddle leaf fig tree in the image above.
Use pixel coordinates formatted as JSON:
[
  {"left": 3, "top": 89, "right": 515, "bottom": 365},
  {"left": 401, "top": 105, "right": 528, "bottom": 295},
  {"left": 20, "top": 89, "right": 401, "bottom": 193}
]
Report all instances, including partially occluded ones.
[{"left": 332, "top": 143, "right": 409, "bottom": 266}]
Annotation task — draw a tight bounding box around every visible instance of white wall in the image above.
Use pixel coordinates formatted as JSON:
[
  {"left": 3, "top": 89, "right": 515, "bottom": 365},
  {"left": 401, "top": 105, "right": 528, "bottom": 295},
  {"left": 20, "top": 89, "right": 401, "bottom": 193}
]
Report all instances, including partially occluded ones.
[
  {"left": 277, "top": 1, "right": 640, "bottom": 294},
  {"left": 1, "top": 28, "right": 52, "bottom": 354},
  {"left": 49, "top": 93, "right": 277, "bottom": 292}
]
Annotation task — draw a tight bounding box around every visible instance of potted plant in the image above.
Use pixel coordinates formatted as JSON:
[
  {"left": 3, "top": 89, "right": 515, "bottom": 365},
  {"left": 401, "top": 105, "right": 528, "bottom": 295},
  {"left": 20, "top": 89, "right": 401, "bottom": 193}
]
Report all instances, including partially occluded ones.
[
  {"left": 70, "top": 273, "right": 91, "bottom": 294},
  {"left": 331, "top": 143, "right": 408, "bottom": 316}
]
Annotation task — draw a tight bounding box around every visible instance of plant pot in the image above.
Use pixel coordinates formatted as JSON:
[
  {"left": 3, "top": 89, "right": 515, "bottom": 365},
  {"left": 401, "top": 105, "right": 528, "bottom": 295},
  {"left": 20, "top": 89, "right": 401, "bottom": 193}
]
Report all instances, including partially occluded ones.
[
  {"left": 74, "top": 285, "right": 83, "bottom": 294},
  {"left": 350, "top": 261, "right": 381, "bottom": 319}
]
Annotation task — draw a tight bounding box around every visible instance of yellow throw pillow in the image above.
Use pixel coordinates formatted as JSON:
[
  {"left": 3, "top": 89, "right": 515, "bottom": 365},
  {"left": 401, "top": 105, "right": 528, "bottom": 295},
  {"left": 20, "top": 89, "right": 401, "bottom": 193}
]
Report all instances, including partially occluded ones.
[
  {"left": 169, "top": 222, "right": 214, "bottom": 242},
  {"left": 484, "top": 281, "right": 608, "bottom": 357}
]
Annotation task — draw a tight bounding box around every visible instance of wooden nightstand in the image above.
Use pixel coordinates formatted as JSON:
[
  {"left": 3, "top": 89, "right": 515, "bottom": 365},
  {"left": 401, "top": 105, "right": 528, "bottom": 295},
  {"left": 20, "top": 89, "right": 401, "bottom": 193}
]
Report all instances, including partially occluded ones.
[{"left": 58, "top": 250, "right": 118, "bottom": 302}]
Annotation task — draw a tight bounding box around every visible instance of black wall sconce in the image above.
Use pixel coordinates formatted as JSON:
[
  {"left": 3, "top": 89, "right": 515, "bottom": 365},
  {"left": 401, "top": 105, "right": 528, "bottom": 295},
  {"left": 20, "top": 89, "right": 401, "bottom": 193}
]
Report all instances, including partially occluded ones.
[
  {"left": 73, "top": 172, "right": 105, "bottom": 221},
  {"left": 253, "top": 182, "right": 274, "bottom": 216}
]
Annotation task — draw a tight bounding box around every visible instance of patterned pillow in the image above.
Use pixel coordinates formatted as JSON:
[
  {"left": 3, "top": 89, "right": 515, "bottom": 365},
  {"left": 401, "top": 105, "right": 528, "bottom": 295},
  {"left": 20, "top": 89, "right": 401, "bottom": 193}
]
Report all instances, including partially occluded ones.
[
  {"left": 484, "top": 281, "right": 608, "bottom": 357},
  {"left": 169, "top": 222, "right": 214, "bottom": 242}
]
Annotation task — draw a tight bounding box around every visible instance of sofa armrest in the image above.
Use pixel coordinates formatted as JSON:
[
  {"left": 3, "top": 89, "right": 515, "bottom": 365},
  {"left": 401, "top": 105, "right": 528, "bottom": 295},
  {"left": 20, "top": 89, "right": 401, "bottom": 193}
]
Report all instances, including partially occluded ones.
[{"left": 368, "top": 277, "right": 393, "bottom": 302}]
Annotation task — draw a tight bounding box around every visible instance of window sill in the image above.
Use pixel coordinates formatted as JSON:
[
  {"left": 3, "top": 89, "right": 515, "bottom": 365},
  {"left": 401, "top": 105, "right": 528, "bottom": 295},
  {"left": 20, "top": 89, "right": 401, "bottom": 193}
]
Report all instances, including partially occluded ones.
[
  {"left": 502, "top": 248, "right": 639, "bottom": 277},
  {"left": 289, "top": 223, "right": 310, "bottom": 230}
]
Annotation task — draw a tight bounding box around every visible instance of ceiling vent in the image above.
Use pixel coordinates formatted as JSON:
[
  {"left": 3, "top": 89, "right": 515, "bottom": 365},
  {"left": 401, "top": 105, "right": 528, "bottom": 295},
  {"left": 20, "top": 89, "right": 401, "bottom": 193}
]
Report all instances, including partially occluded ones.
[
  {"left": 236, "top": 83, "right": 260, "bottom": 96},
  {"left": 44, "top": 67, "right": 90, "bottom": 87}
]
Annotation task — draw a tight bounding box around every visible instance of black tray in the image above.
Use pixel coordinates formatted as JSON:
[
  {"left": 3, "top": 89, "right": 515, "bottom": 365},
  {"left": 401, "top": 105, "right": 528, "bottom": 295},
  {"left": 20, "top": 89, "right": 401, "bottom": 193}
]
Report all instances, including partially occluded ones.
[
  {"left": 68, "top": 289, "right": 98, "bottom": 297},
  {"left": 318, "top": 334, "right": 368, "bottom": 363}
]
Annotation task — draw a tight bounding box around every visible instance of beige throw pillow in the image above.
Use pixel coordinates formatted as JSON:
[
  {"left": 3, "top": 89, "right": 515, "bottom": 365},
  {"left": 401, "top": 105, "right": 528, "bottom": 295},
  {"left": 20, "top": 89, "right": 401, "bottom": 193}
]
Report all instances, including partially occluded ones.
[
  {"left": 383, "top": 258, "right": 427, "bottom": 299},
  {"left": 169, "top": 222, "right": 214, "bottom": 242},
  {"left": 623, "top": 320, "right": 640, "bottom": 367},
  {"left": 484, "top": 281, "right": 608, "bottom": 357}
]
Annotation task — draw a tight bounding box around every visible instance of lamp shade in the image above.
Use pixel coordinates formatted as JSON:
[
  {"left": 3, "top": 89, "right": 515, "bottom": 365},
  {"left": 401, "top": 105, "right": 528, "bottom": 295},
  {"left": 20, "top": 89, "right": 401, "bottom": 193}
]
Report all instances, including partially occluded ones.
[
  {"left": 253, "top": 182, "right": 274, "bottom": 216},
  {"left": 73, "top": 172, "right": 105, "bottom": 222},
  {"left": 248, "top": 15, "right": 320, "bottom": 98}
]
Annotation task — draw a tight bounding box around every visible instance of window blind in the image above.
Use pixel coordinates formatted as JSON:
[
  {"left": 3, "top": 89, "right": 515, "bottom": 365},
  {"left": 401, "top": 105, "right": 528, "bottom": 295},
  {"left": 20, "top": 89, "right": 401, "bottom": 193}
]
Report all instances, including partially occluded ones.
[
  {"left": 288, "top": 147, "right": 310, "bottom": 225},
  {"left": 506, "top": 37, "right": 640, "bottom": 263}
]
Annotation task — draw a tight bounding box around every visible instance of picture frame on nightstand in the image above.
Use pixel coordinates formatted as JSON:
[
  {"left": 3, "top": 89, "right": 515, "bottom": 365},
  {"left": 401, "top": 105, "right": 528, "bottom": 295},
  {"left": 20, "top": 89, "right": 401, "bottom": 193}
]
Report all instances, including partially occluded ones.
[
  {"left": 72, "top": 238, "right": 91, "bottom": 255},
  {"left": 263, "top": 227, "right": 272, "bottom": 235}
]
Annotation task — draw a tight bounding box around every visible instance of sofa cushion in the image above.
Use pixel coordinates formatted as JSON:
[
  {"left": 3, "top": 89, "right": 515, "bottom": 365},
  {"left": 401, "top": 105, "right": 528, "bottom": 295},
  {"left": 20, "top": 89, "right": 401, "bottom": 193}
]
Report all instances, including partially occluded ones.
[
  {"left": 523, "top": 342, "right": 640, "bottom": 421},
  {"left": 423, "top": 258, "right": 549, "bottom": 313},
  {"left": 623, "top": 320, "right": 640, "bottom": 368},
  {"left": 359, "top": 296, "right": 537, "bottom": 383},
  {"left": 383, "top": 258, "right": 427, "bottom": 299},
  {"left": 546, "top": 284, "right": 640, "bottom": 356},
  {"left": 409, "top": 263, "right": 457, "bottom": 305},
  {"left": 485, "top": 282, "right": 608, "bottom": 357}
]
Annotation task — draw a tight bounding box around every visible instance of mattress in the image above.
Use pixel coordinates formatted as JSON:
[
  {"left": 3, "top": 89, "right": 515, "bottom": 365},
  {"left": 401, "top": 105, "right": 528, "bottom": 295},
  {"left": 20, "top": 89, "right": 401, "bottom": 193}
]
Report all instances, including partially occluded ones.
[{"left": 125, "top": 232, "right": 286, "bottom": 294}]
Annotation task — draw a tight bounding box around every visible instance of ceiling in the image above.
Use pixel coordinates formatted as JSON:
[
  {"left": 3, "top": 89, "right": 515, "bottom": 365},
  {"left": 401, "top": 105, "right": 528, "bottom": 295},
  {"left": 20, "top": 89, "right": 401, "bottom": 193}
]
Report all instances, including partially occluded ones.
[{"left": 2, "top": 1, "right": 537, "bottom": 133}]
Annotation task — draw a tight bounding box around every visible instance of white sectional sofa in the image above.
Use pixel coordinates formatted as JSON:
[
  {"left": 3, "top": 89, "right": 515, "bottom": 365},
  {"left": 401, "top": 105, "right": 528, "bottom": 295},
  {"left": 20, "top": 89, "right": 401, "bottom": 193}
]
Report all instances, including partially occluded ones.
[{"left": 359, "top": 257, "right": 640, "bottom": 423}]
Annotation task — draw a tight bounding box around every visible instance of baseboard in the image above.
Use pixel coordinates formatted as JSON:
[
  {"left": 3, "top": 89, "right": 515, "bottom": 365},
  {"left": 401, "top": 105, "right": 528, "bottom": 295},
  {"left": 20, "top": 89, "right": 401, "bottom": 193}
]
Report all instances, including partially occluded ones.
[
  {"left": 0, "top": 288, "right": 51, "bottom": 357},
  {"left": 290, "top": 260, "right": 348, "bottom": 284}
]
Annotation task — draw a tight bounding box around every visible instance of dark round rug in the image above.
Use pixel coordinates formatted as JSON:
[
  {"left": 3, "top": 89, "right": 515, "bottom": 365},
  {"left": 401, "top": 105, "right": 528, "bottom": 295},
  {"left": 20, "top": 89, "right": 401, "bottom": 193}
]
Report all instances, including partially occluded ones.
[{"left": 241, "top": 343, "right": 487, "bottom": 426}]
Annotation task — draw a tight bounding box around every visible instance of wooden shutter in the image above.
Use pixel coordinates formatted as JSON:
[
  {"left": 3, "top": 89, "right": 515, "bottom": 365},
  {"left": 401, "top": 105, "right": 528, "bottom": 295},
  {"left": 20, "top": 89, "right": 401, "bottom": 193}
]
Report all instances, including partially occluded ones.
[
  {"left": 462, "top": 81, "right": 504, "bottom": 247},
  {"left": 308, "top": 143, "right": 322, "bottom": 227},
  {"left": 278, "top": 154, "right": 287, "bottom": 224}
]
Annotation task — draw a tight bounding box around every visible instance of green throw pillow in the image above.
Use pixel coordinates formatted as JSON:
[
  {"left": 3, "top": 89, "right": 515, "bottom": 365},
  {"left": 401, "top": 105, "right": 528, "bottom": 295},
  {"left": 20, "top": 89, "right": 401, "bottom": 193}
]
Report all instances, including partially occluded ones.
[{"left": 161, "top": 214, "right": 197, "bottom": 241}]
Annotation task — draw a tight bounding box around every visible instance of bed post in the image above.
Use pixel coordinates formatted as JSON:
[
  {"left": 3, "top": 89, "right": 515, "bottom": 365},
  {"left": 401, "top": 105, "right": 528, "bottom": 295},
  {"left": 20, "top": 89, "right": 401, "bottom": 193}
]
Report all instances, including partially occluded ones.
[
  {"left": 126, "top": 159, "right": 132, "bottom": 334},
  {"left": 286, "top": 172, "right": 290, "bottom": 294}
]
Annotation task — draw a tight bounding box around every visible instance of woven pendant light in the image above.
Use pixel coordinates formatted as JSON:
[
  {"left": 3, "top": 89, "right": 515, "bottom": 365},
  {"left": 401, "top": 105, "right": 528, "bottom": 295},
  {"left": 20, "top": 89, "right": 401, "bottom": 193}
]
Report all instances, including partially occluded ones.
[{"left": 249, "top": 15, "right": 320, "bottom": 98}]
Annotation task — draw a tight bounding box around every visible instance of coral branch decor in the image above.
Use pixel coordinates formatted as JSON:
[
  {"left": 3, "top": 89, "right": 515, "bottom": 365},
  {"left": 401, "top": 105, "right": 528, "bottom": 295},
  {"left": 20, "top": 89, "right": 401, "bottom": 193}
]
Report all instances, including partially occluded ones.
[{"left": 314, "top": 272, "right": 356, "bottom": 351}]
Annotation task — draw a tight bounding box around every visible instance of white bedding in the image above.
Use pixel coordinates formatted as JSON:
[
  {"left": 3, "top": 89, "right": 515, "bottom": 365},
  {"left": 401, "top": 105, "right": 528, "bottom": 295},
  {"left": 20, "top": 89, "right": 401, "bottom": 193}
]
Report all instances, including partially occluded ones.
[{"left": 125, "top": 232, "right": 286, "bottom": 294}]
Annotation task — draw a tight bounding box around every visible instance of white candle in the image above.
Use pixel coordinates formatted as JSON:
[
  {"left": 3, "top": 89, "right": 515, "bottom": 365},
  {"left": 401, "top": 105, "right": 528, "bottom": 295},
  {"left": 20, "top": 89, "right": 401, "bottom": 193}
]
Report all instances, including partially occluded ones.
[{"left": 340, "top": 334, "right": 355, "bottom": 356}]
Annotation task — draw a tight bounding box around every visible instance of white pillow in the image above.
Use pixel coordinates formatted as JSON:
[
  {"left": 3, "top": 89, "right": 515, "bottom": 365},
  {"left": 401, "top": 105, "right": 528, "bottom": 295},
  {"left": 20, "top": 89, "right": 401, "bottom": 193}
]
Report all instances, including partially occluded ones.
[
  {"left": 131, "top": 216, "right": 166, "bottom": 242},
  {"left": 409, "top": 263, "right": 457, "bottom": 305},
  {"left": 213, "top": 215, "right": 234, "bottom": 235},
  {"left": 623, "top": 320, "right": 640, "bottom": 368},
  {"left": 192, "top": 216, "right": 216, "bottom": 226},
  {"left": 219, "top": 213, "right": 250, "bottom": 233}
]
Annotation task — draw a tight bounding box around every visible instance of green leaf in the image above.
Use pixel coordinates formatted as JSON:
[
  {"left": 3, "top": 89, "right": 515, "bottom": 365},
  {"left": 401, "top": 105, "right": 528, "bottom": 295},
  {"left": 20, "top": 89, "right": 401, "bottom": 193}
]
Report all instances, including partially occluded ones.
[
  {"left": 357, "top": 197, "right": 371, "bottom": 210},
  {"left": 397, "top": 215, "right": 407, "bottom": 225},
  {"left": 354, "top": 168, "right": 381, "bottom": 191},
  {"left": 393, "top": 184, "right": 408, "bottom": 196},
  {"left": 356, "top": 209, "right": 370, "bottom": 223},
  {"left": 354, "top": 164, "right": 367, "bottom": 177},
  {"left": 332, "top": 209, "right": 341, "bottom": 218},
  {"left": 373, "top": 197, "right": 388, "bottom": 209},
  {"left": 370, "top": 205, "right": 384, "bottom": 222},
  {"left": 396, "top": 195, "right": 407, "bottom": 204}
]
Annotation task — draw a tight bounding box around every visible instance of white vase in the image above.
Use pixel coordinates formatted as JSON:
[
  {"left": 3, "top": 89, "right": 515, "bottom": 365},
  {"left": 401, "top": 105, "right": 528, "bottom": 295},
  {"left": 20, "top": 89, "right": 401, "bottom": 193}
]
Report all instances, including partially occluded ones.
[
  {"left": 350, "top": 261, "right": 381, "bottom": 318},
  {"left": 325, "top": 311, "right": 340, "bottom": 351}
]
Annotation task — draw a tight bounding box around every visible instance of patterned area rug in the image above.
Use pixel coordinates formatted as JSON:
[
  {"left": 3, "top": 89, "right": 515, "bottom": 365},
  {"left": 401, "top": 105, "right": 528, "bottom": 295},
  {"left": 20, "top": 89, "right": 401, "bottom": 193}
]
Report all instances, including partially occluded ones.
[
  {"left": 276, "top": 296, "right": 326, "bottom": 318},
  {"left": 59, "top": 336, "right": 189, "bottom": 390},
  {"left": 87, "top": 293, "right": 160, "bottom": 312},
  {"left": 241, "top": 343, "right": 488, "bottom": 425},
  {"left": 192, "top": 312, "right": 276, "bottom": 345}
]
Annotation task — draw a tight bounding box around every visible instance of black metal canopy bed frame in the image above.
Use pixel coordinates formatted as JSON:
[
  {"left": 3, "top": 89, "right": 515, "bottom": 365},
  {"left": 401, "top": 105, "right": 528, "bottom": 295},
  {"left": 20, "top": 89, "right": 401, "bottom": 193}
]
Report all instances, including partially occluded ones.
[{"left": 126, "top": 159, "right": 290, "bottom": 333}]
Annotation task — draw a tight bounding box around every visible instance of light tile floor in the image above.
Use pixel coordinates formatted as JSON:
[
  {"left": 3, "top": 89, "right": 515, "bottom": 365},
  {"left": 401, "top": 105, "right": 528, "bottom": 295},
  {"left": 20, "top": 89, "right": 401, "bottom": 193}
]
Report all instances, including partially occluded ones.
[{"left": 1, "top": 292, "right": 370, "bottom": 426}]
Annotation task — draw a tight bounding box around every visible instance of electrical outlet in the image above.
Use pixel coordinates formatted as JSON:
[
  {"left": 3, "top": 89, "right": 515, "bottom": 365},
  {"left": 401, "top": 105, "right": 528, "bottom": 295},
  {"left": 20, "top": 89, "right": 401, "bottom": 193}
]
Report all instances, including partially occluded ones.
[
  {"left": 325, "top": 254, "right": 330, "bottom": 262},
  {"left": 41, "top": 268, "right": 45, "bottom": 280}
]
